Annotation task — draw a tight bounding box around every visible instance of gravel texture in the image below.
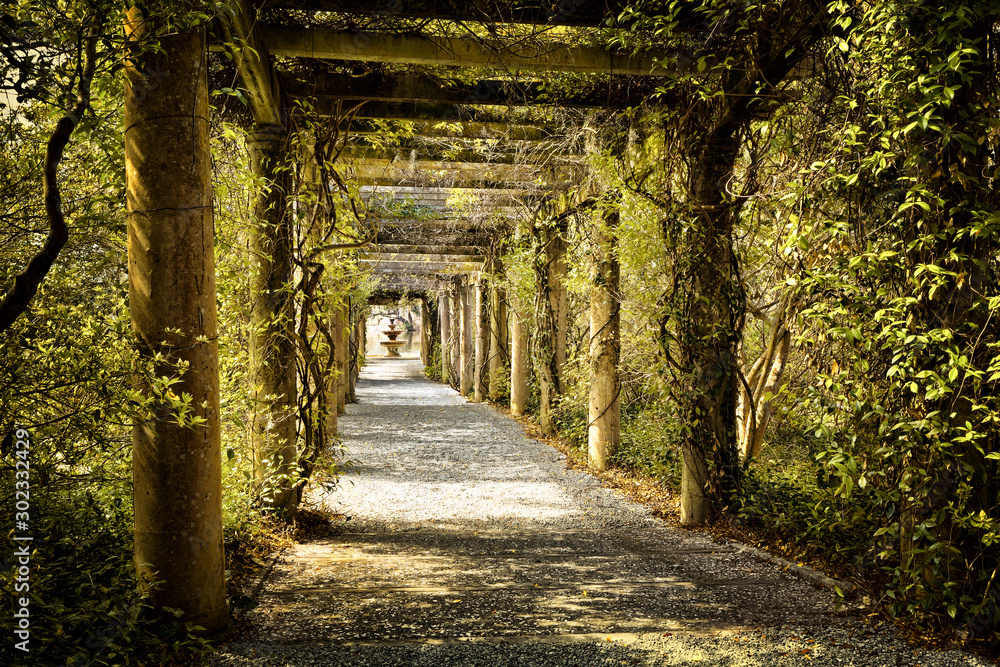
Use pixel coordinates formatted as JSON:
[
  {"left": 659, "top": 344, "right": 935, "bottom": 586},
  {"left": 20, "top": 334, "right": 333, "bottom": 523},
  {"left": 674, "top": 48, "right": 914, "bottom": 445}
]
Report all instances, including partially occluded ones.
[
  {"left": 324, "top": 357, "right": 657, "bottom": 533},
  {"left": 212, "top": 357, "right": 994, "bottom": 667}
]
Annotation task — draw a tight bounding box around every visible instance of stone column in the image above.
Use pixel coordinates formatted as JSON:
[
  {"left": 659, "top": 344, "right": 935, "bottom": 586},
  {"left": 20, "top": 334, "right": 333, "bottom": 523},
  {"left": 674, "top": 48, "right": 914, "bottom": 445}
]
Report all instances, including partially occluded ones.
[
  {"left": 420, "top": 298, "right": 431, "bottom": 367},
  {"left": 125, "top": 16, "right": 227, "bottom": 631},
  {"left": 334, "top": 300, "right": 348, "bottom": 414},
  {"left": 474, "top": 274, "right": 490, "bottom": 402},
  {"left": 439, "top": 290, "right": 451, "bottom": 384},
  {"left": 449, "top": 284, "right": 461, "bottom": 389},
  {"left": 510, "top": 304, "right": 530, "bottom": 416},
  {"left": 536, "top": 215, "right": 568, "bottom": 436},
  {"left": 488, "top": 284, "right": 509, "bottom": 402},
  {"left": 588, "top": 208, "right": 621, "bottom": 471},
  {"left": 246, "top": 123, "right": 297, "bottom": 510},
  {"left": 459, "top": 278, "right": 473, "bottom": 397}
]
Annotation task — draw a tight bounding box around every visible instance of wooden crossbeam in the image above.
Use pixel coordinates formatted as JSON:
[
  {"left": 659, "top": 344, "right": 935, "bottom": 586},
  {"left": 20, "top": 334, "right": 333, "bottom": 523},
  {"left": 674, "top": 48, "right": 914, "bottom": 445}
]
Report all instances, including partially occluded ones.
[
  {"left": 283, "top": 71, "right": 649, "bottom": 109},
  {"left": 262, "top": 0, "right": 627, "bottom": 28},
  {"left": 266, "top": 28, "right": 673, "bottom": 76}
]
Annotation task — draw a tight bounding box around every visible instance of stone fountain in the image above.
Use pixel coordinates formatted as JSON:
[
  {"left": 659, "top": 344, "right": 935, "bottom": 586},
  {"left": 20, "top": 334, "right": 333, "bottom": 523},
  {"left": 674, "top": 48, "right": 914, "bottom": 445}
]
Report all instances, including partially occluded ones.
[{"left": 379, "top": 318, "right": 406, "bottom": 357}]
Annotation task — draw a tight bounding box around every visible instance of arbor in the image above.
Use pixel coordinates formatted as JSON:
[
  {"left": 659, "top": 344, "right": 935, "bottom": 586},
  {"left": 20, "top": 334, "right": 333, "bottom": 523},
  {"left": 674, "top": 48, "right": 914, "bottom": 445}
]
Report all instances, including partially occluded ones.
[
  {"left": 800, "top": 0, "right": 1000, "bottom": 633},
  {"left": 613, "top": 0, "right": 826, "bottom": 522}
]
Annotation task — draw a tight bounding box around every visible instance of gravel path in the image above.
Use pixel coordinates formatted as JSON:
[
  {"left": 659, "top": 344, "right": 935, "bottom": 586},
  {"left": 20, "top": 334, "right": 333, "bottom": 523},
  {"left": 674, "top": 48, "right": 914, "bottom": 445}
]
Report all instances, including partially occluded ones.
[{"left": 212, "top": 357, "right": 994, "bottom": 667}]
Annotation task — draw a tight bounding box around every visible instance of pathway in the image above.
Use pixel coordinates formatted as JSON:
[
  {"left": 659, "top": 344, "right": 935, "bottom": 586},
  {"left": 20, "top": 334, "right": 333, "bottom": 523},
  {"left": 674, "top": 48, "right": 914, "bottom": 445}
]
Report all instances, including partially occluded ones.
[{"left": 212, "top": 357, "right": 992, "bottom": 666}]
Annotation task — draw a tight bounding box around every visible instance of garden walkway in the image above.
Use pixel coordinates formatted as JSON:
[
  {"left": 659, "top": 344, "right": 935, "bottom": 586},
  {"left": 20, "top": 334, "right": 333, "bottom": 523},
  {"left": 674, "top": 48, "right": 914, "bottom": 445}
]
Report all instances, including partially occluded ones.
[{"left": 211, "top": 357, "right": 990, "bottom": 667}]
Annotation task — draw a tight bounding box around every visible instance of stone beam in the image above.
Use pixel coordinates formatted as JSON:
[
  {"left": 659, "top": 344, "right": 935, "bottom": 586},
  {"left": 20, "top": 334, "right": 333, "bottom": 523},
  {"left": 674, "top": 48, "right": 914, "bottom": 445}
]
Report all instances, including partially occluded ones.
[
  {"left": 338, "top": 145, "right": 582, "bottom": 167},
  {"left": 361, "top": 260, "right": 481, "bottom": 275},
  {"left": 374, "top": 244, "right": 484, "bottom": 256},
  {"left": 375, "top": 228, "right": 494, "bottom": 247},
  {"left": 217, "top": 1, "right": 284, "bottom": 126},
  {"left": 337, "top": 162, "right": 574, "bottom": 187},
  {"left": 284, "top": 71, "right": 650, "bottom": 109},
  {"left": 353, "top": 173, "right": 548, "bottom": 189},
  {"left": 266, "top": 28, "right": 673, "bottom": 76},
  {"left": 362, "top": 252, "right": 486, "bottom": 264},
  {"left": 315, "top": 98, "right": 509, "bottom": 123},
  {"left": 262, "top": 0, "right": 627, "bottom": 27},
  {"left": 348, "top": 120, "right": 550, "bottom": 141}
]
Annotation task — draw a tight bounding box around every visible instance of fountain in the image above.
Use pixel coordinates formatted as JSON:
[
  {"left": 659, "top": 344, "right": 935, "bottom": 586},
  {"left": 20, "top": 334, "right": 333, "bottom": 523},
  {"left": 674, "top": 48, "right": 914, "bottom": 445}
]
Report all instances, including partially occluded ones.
[{"left": 379, "top": 317, "right": 407, "bottom": 357}]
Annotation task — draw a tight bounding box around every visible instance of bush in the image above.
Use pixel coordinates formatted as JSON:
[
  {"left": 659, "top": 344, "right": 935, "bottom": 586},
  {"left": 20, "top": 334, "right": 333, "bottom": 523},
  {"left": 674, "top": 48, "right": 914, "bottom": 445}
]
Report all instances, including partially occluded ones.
[{"left": 1, "top": 491, "right": 212, "bottom": 666}]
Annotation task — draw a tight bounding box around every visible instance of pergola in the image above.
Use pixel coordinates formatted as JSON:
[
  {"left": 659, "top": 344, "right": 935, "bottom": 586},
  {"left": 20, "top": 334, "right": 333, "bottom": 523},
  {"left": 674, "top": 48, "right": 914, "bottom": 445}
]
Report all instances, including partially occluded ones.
[{"left": 124, "top": 0, "right": 681, "bottom": 631}]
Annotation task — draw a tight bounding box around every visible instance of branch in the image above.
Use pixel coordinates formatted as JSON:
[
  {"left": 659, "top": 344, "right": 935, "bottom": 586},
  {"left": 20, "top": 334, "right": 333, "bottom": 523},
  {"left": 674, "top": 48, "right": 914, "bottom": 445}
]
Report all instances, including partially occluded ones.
[{"left": 0, "top": 19, "right": 101, "bottom": 334}]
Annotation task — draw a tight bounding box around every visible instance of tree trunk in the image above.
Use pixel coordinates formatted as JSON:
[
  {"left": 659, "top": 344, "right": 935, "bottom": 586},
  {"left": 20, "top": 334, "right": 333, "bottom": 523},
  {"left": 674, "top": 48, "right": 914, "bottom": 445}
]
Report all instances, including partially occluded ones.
[
  {"left": 588, "top": 207, "right": 621, "bottom": 470},
  {"left": 124, "top": 16, "right": 227, "bottom": 630},
  {"left": 248, "top": 123, "right": 297, "bottom": 511}
]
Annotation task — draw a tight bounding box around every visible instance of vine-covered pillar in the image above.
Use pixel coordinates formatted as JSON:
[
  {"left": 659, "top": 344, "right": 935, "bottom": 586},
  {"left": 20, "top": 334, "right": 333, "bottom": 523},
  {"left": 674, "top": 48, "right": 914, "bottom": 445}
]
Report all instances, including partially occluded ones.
[
  {"left": 439, "top": 289, "right": 451, "bottom": 384},
  {"left": 489, "top": 282, "right": 509, "bottom": 402},
  {"left": 474, "top": 273, "right": 490, "bottom": 402},
  {"left": 678, "top": 126, "right": 744, "bottom": 525},
  {"left": 510, "top": 302, "right": 530, "bottom": 416},
  {"left": 588, "top": 204, "right": 621, "bottom": 471},
  {"left": 449, "top": 283, "right": 461, "bottom": 389},
  {"left": 535, "top": 213, "right": 568, "bottom": 436},
  {"left": 420, "top": 298, "right": 431, "bottom": 366},
  {"left": 124, "top": 15, "right": 227, "bottom": 630},
  {"left": 247, "top": 123, "right": 297, "bottom": 510},
  {"left": 348, "top": 298, "right": 361, "bottom": 402},
  {"left": 334, "top": 298, "right": 348, "bottom": 414},
  {"left": 459, "top": 278, "right": 473, "bottom": 396}
]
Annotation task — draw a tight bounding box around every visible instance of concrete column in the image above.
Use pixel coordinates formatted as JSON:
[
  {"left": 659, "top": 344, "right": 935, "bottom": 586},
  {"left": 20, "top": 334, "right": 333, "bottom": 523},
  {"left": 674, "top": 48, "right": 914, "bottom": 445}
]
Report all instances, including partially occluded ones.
[
  {"left": 510, "top": 304, "right": 530, "bottom": 416},
  {"left": 334, "top": 300, "right": 348, "bottom": 414},
  {"left": 439, "top": 290, "right": 451, "bottom": 384},
  {"left": 420, "top": 298, "right": 431, "bottom": 367},
  {"left": 588, "top": 209, "right": 621, "bottom": 471},
  {"left": 474, "top": 274, "right": 490, "bottom": 402},
  {"left": 488, "top": 285, "right": 509, "bottom": 402},
  {"left": 537, "top": 217, "right": 568, "bottom": 436},
  {"left": 459, "top": 279, "right": 473, "bottom": 397},
  {"left": 124, "top": 16, "right": 227, "bottom": 631},
  {"left": 348, "top": 302, "right": 361, "bottom": 402},
  {"left": 449, "top": 285, "right": 461, "bottom": 389},
  {"left": 247, "top": 123, "right": 297, "bottom": 511}
]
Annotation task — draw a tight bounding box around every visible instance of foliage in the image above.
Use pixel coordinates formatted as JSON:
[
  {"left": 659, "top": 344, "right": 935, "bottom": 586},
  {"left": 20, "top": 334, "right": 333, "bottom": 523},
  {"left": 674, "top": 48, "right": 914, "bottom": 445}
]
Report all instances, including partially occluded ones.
[
  {"left": 793, "top": 0, "right": 1000, "bottom": 639},
  {"left": 0, "top": 491, "right": 212, "bottom": 665}
]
